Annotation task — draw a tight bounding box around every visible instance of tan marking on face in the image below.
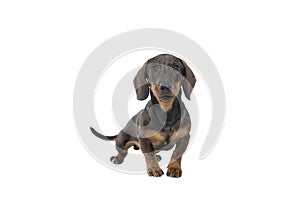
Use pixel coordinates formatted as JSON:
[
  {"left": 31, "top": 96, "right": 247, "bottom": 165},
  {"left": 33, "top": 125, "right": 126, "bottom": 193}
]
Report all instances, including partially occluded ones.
[
  {"left": 172, "top": 81, "right": 182, "bottom": 96},
  {"left": 150, "top": 83, "right": 176, "bottom": 111}
]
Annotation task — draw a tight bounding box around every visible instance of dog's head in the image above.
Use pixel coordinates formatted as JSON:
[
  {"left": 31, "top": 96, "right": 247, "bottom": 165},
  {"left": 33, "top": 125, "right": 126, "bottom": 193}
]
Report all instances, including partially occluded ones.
[{"left": 133, "top": 54, "right": 196, "bottom": 104}]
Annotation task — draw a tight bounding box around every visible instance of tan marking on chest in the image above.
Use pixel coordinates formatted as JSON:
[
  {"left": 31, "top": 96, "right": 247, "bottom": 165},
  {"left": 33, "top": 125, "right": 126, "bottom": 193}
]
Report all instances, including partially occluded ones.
[
  {"left": 142, "top": 130, "right": 166, "bottom": 147},
  {"left": 157, "top": 99, "right": 174, "bottom": 111},
  {"left": 169, "top": 127, "right": 189, "bottom": 142},
  {"left": 149, "top": 133, "right": 166, "bottom": 147}
]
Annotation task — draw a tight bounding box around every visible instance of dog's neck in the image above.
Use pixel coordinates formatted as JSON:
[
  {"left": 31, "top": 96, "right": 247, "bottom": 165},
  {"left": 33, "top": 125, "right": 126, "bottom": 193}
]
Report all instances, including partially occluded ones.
[{"left": 149, "top": 90, "right": 182, "bottom": 133}]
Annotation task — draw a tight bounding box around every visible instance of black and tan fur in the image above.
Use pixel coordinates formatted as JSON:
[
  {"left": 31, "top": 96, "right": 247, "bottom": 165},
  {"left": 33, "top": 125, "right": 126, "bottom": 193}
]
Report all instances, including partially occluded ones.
[{"left": 90, "top": 54, "right": 196, "bottom": 178}]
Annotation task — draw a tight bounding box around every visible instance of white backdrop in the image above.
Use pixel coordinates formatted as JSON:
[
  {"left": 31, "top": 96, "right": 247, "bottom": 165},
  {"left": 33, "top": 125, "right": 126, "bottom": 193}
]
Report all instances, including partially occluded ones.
[{"left": 0, "top": 1, "right": 299, "bottom": 199}]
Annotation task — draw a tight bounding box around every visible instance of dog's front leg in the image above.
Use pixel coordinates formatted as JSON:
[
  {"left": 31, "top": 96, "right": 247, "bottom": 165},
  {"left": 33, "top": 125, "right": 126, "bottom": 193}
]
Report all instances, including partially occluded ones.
[
  {"left": 167, "top": 134, "right": 190, "bottom": 178},
  {"left": 140, "top": 138, "right": 164, "bottom": 177}
]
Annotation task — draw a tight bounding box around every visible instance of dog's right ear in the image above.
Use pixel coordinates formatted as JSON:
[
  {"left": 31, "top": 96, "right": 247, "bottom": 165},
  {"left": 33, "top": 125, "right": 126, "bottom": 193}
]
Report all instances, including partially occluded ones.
[
  {"left": 133, "top": 64, "right": 149, "bottom": 100},
  {"left": 181, "top": 59, "right": 196, "bottom": 100}
]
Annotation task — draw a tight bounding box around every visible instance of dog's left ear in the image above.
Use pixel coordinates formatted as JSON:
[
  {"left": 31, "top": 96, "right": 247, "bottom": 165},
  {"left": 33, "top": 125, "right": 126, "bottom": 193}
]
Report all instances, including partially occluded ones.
[
  {"left": 181, "top": 60, "right": 196, "bottom": 100},
  {"left": 133, "top": 64, "right": 149, "bottom": 100}
]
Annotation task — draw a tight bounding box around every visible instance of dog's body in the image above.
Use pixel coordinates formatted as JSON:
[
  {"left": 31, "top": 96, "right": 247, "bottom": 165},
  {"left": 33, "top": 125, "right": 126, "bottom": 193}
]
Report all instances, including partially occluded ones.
[{"left": 90, "top": 54, "right": 196, "bottom": 177}]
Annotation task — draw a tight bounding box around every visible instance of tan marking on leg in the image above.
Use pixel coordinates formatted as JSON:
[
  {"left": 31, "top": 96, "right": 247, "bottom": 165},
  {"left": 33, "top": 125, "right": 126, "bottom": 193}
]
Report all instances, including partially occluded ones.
[
  {"left": 167, "top": 157, "right": 182, "bottom": 177},
  {"left": 124, "top": 141, "right": 140, "bottom": 150},
  {"left": 144, "top": 152, "right": 164, "bottom": 177}
]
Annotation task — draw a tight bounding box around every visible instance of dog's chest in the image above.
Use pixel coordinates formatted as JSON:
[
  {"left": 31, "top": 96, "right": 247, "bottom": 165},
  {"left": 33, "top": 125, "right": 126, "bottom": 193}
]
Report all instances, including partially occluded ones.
[{"left": 149, "top": 127, "right": 176, "bottom": 150}]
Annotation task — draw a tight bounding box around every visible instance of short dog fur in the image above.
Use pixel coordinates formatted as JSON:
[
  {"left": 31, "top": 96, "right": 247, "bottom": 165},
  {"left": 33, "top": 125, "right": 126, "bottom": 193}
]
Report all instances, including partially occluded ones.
[{"left": 90, "top": 54, "right": 196, "bottom": 177}]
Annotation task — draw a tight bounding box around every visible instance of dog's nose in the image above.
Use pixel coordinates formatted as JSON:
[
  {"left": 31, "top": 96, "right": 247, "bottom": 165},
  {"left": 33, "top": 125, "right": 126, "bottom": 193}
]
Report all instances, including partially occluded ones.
[{"left": 159, "top": 84, "right": 171, "bottom": 91}]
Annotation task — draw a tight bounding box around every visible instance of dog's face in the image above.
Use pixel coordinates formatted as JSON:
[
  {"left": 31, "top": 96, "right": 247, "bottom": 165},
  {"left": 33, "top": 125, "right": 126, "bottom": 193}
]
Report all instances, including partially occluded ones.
[
  {"left": 134, "top": 54, "right": 196, "bottom": 106},
  {"left": 146, "top": 56, "right": 185, "bottom": 103}
]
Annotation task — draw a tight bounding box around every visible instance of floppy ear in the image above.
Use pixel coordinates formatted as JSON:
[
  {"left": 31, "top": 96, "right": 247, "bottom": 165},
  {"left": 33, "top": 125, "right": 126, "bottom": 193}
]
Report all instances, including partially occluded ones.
[
  {"left": 181, "top": 60, "right": 196, "bottom": 100},
  {"left": 133, "top": 63, "right": 149, "bottom": 100}
]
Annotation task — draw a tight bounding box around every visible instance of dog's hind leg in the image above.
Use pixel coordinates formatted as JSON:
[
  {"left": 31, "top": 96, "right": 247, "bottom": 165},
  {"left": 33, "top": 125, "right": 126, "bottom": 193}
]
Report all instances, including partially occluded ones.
[
  {"left": 110, "top": 147, "right": 127, "bottom": 164},
  {"left": 110, "top": 131, "right": 133, "bottom": 164}
]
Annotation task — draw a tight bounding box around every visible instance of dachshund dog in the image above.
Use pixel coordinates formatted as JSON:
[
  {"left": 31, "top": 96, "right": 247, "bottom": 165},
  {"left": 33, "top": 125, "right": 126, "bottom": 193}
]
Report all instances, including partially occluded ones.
[{"left": 90, "top": 54, "right": 196, "bottom": 177}]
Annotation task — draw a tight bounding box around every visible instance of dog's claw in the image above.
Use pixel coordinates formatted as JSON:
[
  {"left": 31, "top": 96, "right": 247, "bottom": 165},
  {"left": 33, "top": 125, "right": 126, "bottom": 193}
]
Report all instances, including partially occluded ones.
[
  {"left": 156, "top": 155, "right": 162, "bottom": 162},
  {"left": 110, "top": 156, "right": 123, "bottom": 164},
  {"left": 167, "top": 167, "right": 182, "bottom": 178},
  {"left": 147, "top": 168, "right": 164, "bottom": 177}
]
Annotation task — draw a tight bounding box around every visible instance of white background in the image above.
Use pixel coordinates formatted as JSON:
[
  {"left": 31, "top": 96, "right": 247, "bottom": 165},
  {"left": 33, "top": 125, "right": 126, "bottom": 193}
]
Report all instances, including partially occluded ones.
[{"left": 0, "top": 0, "right": 299, "bottom": 199}]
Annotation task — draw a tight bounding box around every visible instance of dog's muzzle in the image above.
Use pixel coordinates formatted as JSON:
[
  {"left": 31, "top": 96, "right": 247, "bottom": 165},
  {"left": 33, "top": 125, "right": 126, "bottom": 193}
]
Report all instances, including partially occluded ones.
[{"left": 158, "top": 83, "right": 174, "bottom": 99}]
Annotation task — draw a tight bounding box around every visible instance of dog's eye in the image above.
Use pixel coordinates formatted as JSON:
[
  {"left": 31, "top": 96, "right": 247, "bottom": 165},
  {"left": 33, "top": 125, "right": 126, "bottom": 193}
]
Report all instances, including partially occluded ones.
[
  {"left": 173, "top": 64, "right": 179, "bottom": 70},
  {"left": 151, "top": 65, "right": 157, "bottom": 71}
]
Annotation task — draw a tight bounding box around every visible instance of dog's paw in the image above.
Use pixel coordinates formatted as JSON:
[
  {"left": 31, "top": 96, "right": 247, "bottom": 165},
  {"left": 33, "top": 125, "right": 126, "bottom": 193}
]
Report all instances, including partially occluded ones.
[
  {"left": 167, "top": 167, "right": 182, "bottom": 178},
  {"left": 156, "top": 155, "right": 162, "bottom": 162},
  {"left": 147, "top": 168, "right": 164, "bottom": 177},
  {"left": 110, "top": 156, "right": 124, "bottom": 164}
]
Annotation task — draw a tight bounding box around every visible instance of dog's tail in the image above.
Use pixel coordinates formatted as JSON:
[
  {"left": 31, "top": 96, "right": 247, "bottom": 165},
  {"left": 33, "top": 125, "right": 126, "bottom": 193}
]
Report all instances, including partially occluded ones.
[{"left": 90, "top": 127, "right": 118, "bottom": 141}]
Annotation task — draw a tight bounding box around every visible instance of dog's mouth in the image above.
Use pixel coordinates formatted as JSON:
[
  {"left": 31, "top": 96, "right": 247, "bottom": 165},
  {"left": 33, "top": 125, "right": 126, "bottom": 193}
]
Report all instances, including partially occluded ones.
[{"left": 158, "top": 94, "right": 174, "bottom": 101}]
